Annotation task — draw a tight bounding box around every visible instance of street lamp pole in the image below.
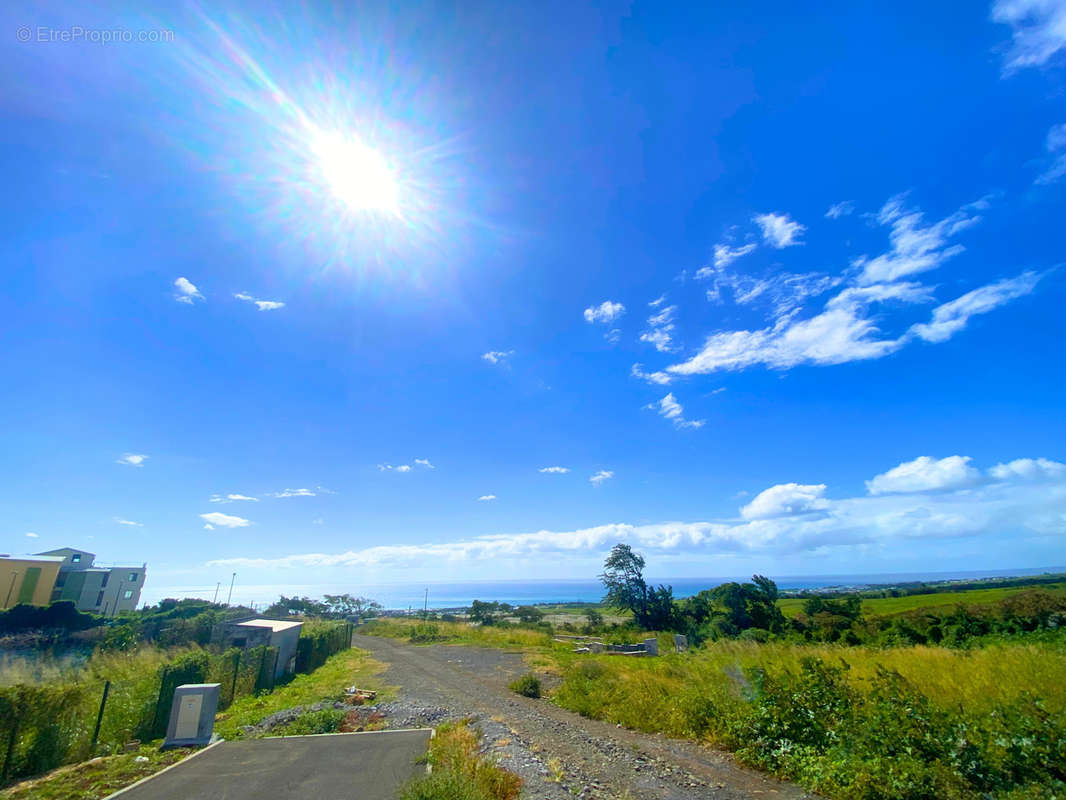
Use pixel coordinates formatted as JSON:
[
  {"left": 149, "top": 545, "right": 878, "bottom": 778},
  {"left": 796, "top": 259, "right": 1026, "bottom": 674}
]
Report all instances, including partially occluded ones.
[
  {"left": 226, "top": 572, "right": 236, "bottom": 606},
  {"left": 4, "top": 572, "right": 19, "bottom": 608}
]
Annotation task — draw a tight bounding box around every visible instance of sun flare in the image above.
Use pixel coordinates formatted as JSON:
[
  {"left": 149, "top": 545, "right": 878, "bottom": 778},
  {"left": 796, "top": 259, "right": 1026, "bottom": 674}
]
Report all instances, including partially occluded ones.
[{"left": 310, "top": 129, "right": 400, "bottom": 214}]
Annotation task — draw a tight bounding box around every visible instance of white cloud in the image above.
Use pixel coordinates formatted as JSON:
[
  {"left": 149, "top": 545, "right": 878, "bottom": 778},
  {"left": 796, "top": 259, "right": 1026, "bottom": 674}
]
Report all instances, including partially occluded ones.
[
  {"left": 203, "top": 523, "right": 215, "bottom": 530},
  {"left": 640, "top": 305, "right": 678, "bottom": 353},
  {"left": 25, "top": 532, "right": 38, "bottom": 538},
  {"left": 114, "top": 518, "right": 143, "bottom": 527},
  {"left": 909, "top": 272, "right": 1041, "bottom": 343},
  {"left": 708, "top": 243, "right": 757, "bottom": 270},
  {"left": 1036, "top": 123, "right": 1066, "bottom": 184},
  {"left": 866, "top": 456, "right": 983, "bottom": 495},
  {"left": 235, "top": 292, "right": 285, "bottom": 311},
  {"left": 992, "top": 0, "right": 1066, "bottom": 73},
  {"left": 741, "top": 483, "right": 828, "bottom": 520},
  {"left": 584, "top": 301, "right": 626, "bottom": 324},
  {"left": 666, "top": 193, "right": 1038, "bottom": 378},
  {"left": 481, "top": 350, "right": 514, "bottom": 365},
  {"left": 649, "top": 393, "right": 704, "bottom": 430},
  {"left": 825, "top": 201, "right": 855, "bottom": 219},
  {"left": 395, "top": 465, "right": 412, "bottom": 473},
  {"left": 478, "top": 494, "right": 496, "bottom": 501},
  {"left": 210, "top": 494, "right": 259, "bottom": 504},
  {"left": 200, "top": 512, "right": 251, "bottom": 528},
  {"left": 539, "top": 466, "right": 570, "bottom": 474},
  {"left": 630, "top": 363, "right": 673, "bottom": 385},
  {"left": 989, "top": 458, "right": 1066, "bottom": 481},
  {"left": 605, "top": 328, "right": 622, "bottom": 344},
  {"left": 414, "top": 459, "right": 435, "bottom": 469},
  {"left": 271, "top": 488, "right": 316, "bottom": 498},
  {"left": 174, "top": 277, "right": 204, "bottom": 304},
  {"left": 590, "top": 470, "right": 614, "bottom": 486},
  {"left": 853, "top": 195, "right": 982, "bottom": 285},
  {"left": 206, "top": 453, "right": 1066, "bottom": 571},
  {"left": 754, "top": 212, "right": 805, "bottom": 248},
  {"left": 649, "top": 295, "right": 667, "bottom": 308},
  {"left": 117, "top": 453, "right": 148, "bottom": 467}
]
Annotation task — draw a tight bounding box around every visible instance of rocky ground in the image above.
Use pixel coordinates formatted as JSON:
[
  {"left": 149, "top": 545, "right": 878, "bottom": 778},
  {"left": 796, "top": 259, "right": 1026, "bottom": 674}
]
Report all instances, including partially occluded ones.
[{"left": 351, "top": 633, "right": 819, "bottom": 800}]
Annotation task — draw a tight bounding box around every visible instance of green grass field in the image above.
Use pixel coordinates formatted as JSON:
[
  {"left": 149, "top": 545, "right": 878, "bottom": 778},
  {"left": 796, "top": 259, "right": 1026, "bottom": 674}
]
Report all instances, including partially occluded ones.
[{"left": 777, "top": 582, "right": 1066, "bottom": 618}]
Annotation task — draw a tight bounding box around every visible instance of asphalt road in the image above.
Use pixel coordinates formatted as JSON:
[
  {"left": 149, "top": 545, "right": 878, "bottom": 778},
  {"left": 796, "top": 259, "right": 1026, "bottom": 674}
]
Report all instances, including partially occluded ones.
[{"left": 111, "top": 730, "right": 431, "bottom": 800}]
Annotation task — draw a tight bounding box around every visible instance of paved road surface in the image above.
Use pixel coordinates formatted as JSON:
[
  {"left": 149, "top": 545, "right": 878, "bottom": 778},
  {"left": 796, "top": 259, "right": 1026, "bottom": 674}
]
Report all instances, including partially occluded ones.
[{"left": 111, "top": 730, "right": 431, "bottom": 800}]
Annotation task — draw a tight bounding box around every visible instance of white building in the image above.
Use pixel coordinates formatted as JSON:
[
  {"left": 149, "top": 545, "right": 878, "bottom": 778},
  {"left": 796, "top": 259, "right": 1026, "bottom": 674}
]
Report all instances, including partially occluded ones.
[{"left": 36, "top": 547, "right": 146, "bottom": 616}]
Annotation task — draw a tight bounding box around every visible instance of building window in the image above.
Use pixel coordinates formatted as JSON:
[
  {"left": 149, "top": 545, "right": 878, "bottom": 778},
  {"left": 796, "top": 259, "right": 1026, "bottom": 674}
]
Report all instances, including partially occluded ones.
[
  {"left": 123, "top": 590, "right": 133, "bottom": 599},
  {"left": 96, "top": 591, "right": 105, "bottom": 606},
  {"left": 101, "top": 573, "right": 109, "bottom": 588},
  {"left": 71, "top": 554, "right": 81, "bottom": 563},
  {"left": 128, "top": 573, "right": 138, "bottom": 582}
]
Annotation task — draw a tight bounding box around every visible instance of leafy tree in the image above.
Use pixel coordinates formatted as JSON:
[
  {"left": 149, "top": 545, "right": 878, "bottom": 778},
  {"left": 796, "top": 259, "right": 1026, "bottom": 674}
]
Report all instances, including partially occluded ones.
[
  {"left": 264, "top": 595, "right": 327, "bottom": 617},
  {"left": 322, "top": 594, "right": 383, "bottom": 619},
  {"left": 468, "top": 599, "right": 500, "bottom": 625},
  {"left": 583, "top": 608, "right": 604, "bottom": 628},
  {"left": 514, "top": 605, "right": 544, "bottom": 624},
  {"left": 600, "top": 544, "right": 649, "bottom": 623}
]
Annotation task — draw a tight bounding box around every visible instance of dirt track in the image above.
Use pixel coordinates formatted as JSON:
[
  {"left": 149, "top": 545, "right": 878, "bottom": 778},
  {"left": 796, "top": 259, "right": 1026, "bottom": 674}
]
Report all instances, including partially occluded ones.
[{"left": 353, "top": 633, "right": 818, "bottom": 800}]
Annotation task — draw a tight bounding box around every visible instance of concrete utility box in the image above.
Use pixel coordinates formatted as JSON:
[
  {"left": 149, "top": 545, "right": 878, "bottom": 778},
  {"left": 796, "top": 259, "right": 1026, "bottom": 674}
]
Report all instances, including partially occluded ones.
[
  {"left": 163, "top": 683, "right": 220, "bottom": 749},
  {"left": 643, "top": 637, "right": 659, "bottom": 656}
]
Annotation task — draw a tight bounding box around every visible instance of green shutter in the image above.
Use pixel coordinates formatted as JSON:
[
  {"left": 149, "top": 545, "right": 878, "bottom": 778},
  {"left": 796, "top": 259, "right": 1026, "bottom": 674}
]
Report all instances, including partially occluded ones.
[{"left": 17, "top": 567, "right": 41, "bottom": 604}]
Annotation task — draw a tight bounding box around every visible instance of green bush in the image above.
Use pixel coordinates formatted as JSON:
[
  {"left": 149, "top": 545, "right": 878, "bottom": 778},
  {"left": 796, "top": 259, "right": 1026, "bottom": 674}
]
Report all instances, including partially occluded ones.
[
  {"left": 409, "top": 623, "right": 442, "bottom": 643},
  {"left": 508, "top": 674, "right": 541, "bottom": 699},
  {"left": 274, "top": 708, "right": 345, "bottom": 736}
]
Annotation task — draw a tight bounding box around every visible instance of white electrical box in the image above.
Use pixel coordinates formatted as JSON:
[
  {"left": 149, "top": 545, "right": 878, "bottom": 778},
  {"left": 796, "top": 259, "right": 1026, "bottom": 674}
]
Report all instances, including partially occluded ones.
[{"left": 163, "top": 683, "right": 221, "bottom": 748}]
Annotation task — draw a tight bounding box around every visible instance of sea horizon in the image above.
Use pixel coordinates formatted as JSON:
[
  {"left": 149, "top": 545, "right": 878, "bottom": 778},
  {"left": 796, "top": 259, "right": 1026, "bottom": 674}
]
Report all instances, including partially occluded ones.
[{"left": 141, "top": 565, "right": 1066, "bottom": 611}]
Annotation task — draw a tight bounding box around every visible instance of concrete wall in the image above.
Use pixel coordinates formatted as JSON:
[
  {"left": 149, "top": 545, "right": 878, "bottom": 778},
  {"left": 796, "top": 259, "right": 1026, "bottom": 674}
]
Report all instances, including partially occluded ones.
[
  {"left": 271, "top": 626, "right": 302, "bottom": 678},
  {"left": 0, "top": 558, "right": 62, "bottom": 608}
]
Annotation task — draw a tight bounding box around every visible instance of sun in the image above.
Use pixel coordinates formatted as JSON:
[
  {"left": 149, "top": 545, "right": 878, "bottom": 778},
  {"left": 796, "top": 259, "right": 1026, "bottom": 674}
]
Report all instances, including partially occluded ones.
[{"left": 309, "top": 129, "right": 400, "bottom": 214}]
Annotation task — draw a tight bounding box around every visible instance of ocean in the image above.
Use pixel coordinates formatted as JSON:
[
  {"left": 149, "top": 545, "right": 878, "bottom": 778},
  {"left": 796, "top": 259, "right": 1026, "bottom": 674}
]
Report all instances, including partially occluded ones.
[{"left": 143, "top": 566, "right": 1065, "bottom": 611}]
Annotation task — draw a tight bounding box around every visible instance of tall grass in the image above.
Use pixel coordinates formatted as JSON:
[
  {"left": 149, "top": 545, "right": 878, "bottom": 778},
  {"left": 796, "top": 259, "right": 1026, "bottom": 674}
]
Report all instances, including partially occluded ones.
[
  {"left": 551, "top": 640, "right": 1066, "bottom": 798},
  {"left": 365, "top": 619, "right": 554, "bottom": 649}
]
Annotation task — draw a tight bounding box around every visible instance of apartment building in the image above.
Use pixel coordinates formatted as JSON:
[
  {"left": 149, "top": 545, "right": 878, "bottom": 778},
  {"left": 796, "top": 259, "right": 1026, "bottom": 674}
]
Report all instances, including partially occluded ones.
[{"left": 36, "top": 548, "right": 147, "bottom": 616}]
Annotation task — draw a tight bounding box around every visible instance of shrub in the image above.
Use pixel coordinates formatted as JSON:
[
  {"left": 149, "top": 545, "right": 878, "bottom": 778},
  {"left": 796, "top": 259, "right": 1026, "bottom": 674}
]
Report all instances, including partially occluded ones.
[
  {"left": 509, "top": 674, "right": 541, "bottom": 699},
  {"left": 409, "top": 623, "right": 442, "bottom": 643},
  {"left": 400, "top": 721, "right": 521, "bottom": 800},
  {"left": 274, "top": 708, "right": 346, "bottom": 736}
]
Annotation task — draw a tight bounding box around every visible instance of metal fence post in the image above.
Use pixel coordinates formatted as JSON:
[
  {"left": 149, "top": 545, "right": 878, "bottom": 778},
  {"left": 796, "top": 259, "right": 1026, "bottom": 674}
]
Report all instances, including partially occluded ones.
[
  {"left": 151, "top": 666, "right": 169, "bottom": 739},
  {"left": 2, "top": 714, "right": 18, "bottom": 783},
  {"left": 89, "top": 680, "right": 111, "bottom": 755},
  {"left": 229, "top": 650, "right": 241, "bottom": 706}
]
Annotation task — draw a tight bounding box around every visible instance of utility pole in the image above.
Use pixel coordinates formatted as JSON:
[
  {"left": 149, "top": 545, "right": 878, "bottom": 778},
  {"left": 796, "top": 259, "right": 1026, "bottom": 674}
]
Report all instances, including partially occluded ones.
[
  {"left": 213, "top": 582, "right": 221, "bottom": 604},
  {"left": 423, "top": 587, "right": 429, "bottom": 621},
  {"left": 227, "top": 572, "right": 236, "bottom": 606}
]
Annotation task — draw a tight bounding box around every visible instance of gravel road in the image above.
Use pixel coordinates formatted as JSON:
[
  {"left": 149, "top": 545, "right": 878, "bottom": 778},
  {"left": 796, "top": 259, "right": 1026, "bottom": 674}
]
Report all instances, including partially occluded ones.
[{"left": 352, "top": 633, "right": 818, "bottom": 800}]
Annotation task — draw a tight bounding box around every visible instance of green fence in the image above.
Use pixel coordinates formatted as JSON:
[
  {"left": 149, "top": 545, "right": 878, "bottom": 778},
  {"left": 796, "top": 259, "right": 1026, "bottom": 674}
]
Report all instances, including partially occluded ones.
[{"left": 0, "top": 645, "right": 276, "bottom": 783}]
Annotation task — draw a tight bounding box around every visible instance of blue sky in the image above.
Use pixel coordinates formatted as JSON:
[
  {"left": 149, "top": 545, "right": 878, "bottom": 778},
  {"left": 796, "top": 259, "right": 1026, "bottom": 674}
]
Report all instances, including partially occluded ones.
[{"left": 2, "top": 1, "right": 1065, "bottom": 605}]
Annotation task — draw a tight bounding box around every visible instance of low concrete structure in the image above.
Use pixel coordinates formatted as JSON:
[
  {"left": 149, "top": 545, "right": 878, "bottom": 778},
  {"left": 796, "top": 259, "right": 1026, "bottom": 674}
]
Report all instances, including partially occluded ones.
[
  {"left": 0, "top": 554, "right": 64, "bottom": 609},
  {"left": 163, "top": 684, "right": 221, "bottom": 749},
  {"left": 211, "top": 618, "right": 303, "bottom": 678}
]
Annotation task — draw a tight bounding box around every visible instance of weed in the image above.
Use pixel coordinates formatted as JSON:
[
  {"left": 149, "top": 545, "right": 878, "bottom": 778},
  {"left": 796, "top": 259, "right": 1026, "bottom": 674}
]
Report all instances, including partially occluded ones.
[{"left": 508, "top": 674, "right": 541, "bottom": 698}]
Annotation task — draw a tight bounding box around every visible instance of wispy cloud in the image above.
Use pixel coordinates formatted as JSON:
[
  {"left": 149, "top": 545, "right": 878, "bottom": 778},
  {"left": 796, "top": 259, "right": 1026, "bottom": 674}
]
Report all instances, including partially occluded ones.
[
  {"left": 114, "top": 518, "right": 144, "bottom": 527},
  {"left": 200, "top": 512, "right": 251, "bottom": 528},
  {"left": 539, "top": 466, "right": 570, "bottom": 474},
  {"left": 639, "top": 305, "right": 679, "bottom": 353},
  {"left": 705, "top": 243, "right": 757, "bottom": 271},
  {"left": 992, "top": 0, "right": 1066, "bottom": 73},
  {"left": 648, "top": 294, "right": 667, "bottom": 308},
  {"left": 117, "top": 453, "right": 148, "bottom": 467},
  {"left": 478, "top": 494, "right": 496, "bottom": 501},
  {"left": 234, "top": 292, "right": 285, "bottom": 311},
  {"left": 271, "top": 488, "right": 316, "bottom": 498},
  {"left": 583, "top": 300, "right": 626, "bottom": 324},
  {"left": 25, "top": 532, "right": 38, "bottom": 538},
  {"left": 853, "top": 195, "right": 983, "bottom": 285},
  {"left": 207, "top": 455, "right": 1066, "bottom": 570},
  {"left": 481, "top": 350, "right": 515, "bottom": 365},
  {"left": 909, "top": 272, "right": 1042, "bottom": 343},
  {"left": 414, "top": 459, "right": 435, "bottom": 469},
  {"left": 754, "top": 212, "right": 805, "bottom": 248},
  {"left": 630, "top": 363, "right": 673, "bottom": 385},
  {"left": 1036, "top": 123, "right": 1066, "bottom": 185},
  {"left": 379, "top": 460, "right": 433, "bottom": 473},
  {"left": 590, "top": 470, "right": 614, "bottom": 486},
  {"left": 210, "top": 493, "right": 259, "bottom": 504},
  {"left": 174, "top": 277, "right": 204, "bottom": 304},
  {"left": 648, "top": 393, "right": 704, "bottom": 429},
  {"left": 825, "top": 201, "right": 855, "bottom": 219}
]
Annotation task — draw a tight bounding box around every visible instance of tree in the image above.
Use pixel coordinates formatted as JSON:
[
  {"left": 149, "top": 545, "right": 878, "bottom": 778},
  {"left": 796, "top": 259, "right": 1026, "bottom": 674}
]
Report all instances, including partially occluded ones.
[
  {"left": 322, "top": 594, "right": 383, "bottom": 620},
  {"left": 583, "top": 608, "right": 604, "bottom": 629},
  {"left": 600, "top": 544, "right": 649, "bottom": 623},
  {"left": 515, "top": 605, "right": 544, "bottom": 624},
  {"left": 468, "top": 599, "right": 500, "bottom": 625}
]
